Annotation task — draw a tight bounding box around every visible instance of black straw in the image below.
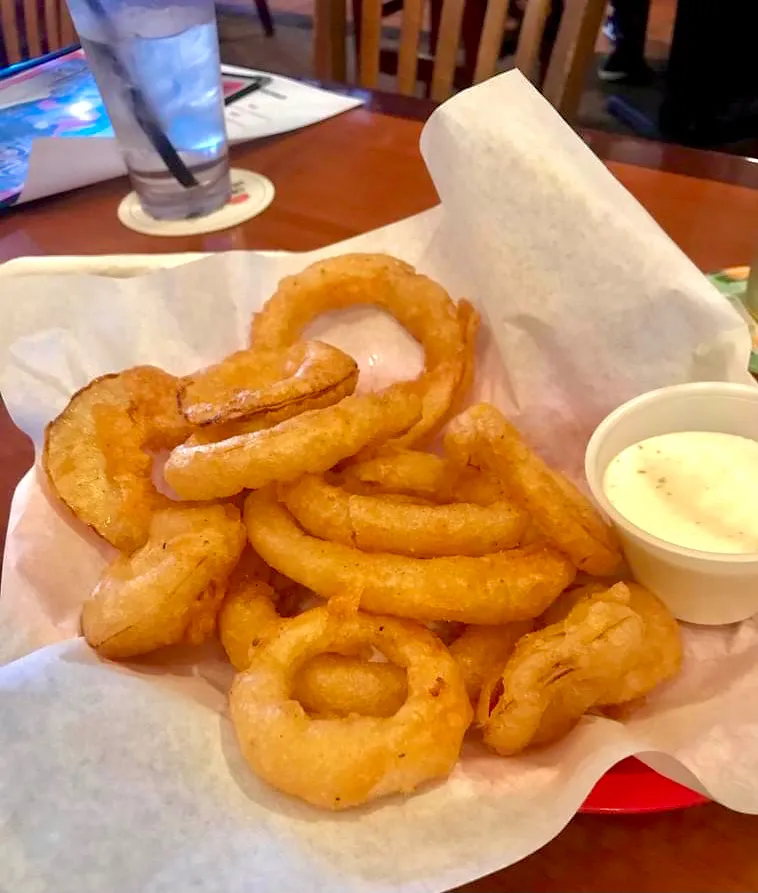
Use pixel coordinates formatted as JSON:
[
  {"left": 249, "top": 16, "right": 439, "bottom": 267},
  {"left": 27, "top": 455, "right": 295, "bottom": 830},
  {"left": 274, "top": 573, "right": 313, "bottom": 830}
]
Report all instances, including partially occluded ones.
[{"left": 81, "top": 0, "right": 198, "bottom": 188}]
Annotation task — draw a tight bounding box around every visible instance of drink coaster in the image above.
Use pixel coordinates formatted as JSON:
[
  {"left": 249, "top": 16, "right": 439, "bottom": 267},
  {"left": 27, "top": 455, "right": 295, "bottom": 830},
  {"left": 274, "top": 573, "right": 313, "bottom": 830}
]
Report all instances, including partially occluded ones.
[{"left": 117, "top": 169, "right": 275, "bottom": 236}]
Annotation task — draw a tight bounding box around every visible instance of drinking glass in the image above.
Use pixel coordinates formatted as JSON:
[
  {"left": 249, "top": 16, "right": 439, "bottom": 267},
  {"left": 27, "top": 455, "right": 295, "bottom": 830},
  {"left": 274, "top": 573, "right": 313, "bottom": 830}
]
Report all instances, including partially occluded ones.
[{"left": 66, "top": 0, "right": 231, "bottom": 219}]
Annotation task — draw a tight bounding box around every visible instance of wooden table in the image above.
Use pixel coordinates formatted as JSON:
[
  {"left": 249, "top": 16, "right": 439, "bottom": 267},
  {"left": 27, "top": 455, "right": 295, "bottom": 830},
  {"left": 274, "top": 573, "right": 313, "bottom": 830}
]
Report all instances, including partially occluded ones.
[{"left": 3, "top": 91, "right": 758, "bottom": 892}]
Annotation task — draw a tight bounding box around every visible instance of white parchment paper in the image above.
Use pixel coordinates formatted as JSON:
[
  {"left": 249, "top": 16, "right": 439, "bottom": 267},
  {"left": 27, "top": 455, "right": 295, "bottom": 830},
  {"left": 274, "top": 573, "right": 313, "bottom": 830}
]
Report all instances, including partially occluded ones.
[{"left": 1, "top": 72, "right": 756, "bottom": 893}]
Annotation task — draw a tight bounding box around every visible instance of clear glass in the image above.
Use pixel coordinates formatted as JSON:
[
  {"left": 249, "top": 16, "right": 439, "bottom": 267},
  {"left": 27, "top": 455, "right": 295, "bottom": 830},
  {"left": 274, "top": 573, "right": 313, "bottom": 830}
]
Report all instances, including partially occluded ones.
[{"left": 65, "top": 0, "right": 231, "bottom": 219}]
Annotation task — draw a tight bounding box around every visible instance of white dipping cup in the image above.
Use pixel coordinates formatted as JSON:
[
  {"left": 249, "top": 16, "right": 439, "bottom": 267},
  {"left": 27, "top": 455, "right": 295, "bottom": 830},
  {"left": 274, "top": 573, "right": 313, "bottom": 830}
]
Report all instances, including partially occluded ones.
[{"left": 585, "top": 382, "right": 758, "bottom": 625}]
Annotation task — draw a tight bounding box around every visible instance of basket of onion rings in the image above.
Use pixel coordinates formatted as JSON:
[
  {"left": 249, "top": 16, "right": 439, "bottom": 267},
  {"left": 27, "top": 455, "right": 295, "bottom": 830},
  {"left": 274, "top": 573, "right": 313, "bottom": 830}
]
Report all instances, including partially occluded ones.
[{"left": 41, "top": 252, "right": 683, "bottom": 812}]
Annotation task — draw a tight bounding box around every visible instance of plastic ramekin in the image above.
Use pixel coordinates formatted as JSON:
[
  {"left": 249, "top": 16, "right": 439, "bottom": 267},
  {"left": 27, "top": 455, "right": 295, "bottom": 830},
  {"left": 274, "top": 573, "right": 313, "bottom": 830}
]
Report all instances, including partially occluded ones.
[{"left": 585, "top": 381, "right": 758, "bottom": 625}]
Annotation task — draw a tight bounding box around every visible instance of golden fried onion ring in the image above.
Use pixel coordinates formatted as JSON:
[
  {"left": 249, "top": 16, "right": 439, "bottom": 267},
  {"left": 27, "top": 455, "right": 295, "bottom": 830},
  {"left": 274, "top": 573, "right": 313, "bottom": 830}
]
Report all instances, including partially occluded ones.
[
  {"left": 220, "top": 549, "right": 409, "bottom": 717},
  {"left": 293, "top": 654, "right": 407, "bottom": 719},
  {"left": 281, "top": 473, "right": 526, "bottom": 557},
  {"left": 477, "top": 598, "right": 644, "bottom": 755},
  {"left": 444, "top": 404, "right": 622, "bottom": 576},
  {"left": 229, "top": 606, "right": 472, "bottom": 809},
  {"left": 218, "top": 559, "right": 408, "bottom": 717},
  {"left": 341, "top": 450, "right": 507, "bottom": 507},
  {"left": 43, "top": 365, "right": 192, "bottom": 552},
  {"left": 244, "top": 488, "right": 576, "bottom": 624},
  {"left": 448, "top": 622, "right": 533, "bottom": 701},
  {"left": 178, "top": 340, "right": 359, "bottom": 427},
  {"left": 341, "top": 450, "right": 454, "bottom": 499},
  {"left": 164, "top": 384, "right": 421, "bottom": 500},
  {"left": 543, "top": 582, "right": 683, "bottom": 705},
  {"left": 82, "top": 504, "right": 246, "bottom": 659},
  {"left": 182, "top": 372, "right": 359, "bottom": 447},
  {"left": 250, "top": 253, "right": 477, "bottom": 448},
  {"left": 218, "top": 577, "right": 282, "bottom": 671}
]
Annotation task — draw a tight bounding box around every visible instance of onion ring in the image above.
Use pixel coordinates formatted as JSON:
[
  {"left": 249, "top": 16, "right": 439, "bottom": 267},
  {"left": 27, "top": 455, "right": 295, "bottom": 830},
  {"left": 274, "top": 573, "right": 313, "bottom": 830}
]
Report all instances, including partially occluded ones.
[
  {"left": 244, "top": 488, "right": 576, "bottom": 624},
  {"left": 292, "top": 654, "right": 407, "bottom": 719},
  {"left": 229, "top": 606, "right": 472, "bottom": 809},
  {"left": 218, "top": 578, "right": 282, "bottom": 671},
  {"left": 43, "top": 365, "right": 192, "bottom": 552},
  {"left": 250, "top": 253, "right": 477, "bottom": 448},
  {"left": 217, "top": 551, "right": 321, "bottom": 671},
  {"left": 444, "top": 404, "right": 622, "bottom": 576},
  {"left": 477, "top": 598, "right": 644, "bottom": 755},
  {"left": 542, "top": 582, "right": 683, "bottom": 705},
  {"left": 219, "top": 552, "right": 409, "bottom": 717},
  {"left": 341, "top": 450, "right": 507, "bottom": 506},
  {"left": 340, "top": 451, "right": 454, "bottom": 499},
  {"left": 448, "top": 622, "right": 533, "bottom": 700},
  {"left": 82, "top": 504, "right": 246, "bottom": 659},
  {"left": 164, "top": 384, "right": 421, "bottom": 500},
  {"left": 445, "top": 296, "right": 479, "bottom": 421},
  {"left": 178, "top": 340, "right": 359, "bottom": 427},
  {"left": 183, "top": 373, "right": 359, "bottom": 447},
  {"left": 281, "top": 473, "right": 526, "bottom": 557}
]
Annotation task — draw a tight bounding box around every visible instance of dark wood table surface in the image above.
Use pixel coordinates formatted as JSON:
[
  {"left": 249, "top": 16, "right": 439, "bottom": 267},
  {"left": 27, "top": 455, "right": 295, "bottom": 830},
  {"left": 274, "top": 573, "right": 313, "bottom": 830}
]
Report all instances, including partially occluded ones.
[{"left": 3, "top": 91, "right": 758, "bottom": 892}]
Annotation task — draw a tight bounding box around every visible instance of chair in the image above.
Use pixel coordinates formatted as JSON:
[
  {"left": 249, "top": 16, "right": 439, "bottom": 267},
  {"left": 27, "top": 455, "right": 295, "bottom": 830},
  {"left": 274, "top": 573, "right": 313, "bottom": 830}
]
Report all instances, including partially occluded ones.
[
  {"left": 1, "top": 0, "right": 76, "bottom": 65},
  {"left": 314, "top": 0, "right": 606, "bottom": 119}
]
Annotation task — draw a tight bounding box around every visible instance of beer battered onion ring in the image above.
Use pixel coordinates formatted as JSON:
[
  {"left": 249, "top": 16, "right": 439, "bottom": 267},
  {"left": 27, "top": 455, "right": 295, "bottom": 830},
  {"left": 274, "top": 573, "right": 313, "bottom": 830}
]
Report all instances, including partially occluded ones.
[
  {"left": 444, "top": 404, "right": 622, "bottom": 576},
  {"left": 542, "top": 582, "right": 683, "bottom": 705},
  {"left": 281, "top": 473, "right": 527, "bottom": 557},
  {"left": 244, "top": 488, "right": 576, "bottom": 624},
  {"left": 218, "top": 567, "right": 408, "bottom": 717},
  {"left": 229, "top": 606, "right": 472, "bottom": 809},
  {"left": 250, "top": 253, "right": 478, "bottom": 448},
  {"left": 477, "top": 598, "right": 644, "bottom": 755},
  {"left": 178, "top": 340, "right": 359, "bottom": 427},
  {"left": 164, "top": 384, "right": 421, "bottom": 500},
  {"left": 184, "top": 374, "right": 359, "bottom": 447},
  {"left": 293, "top": 654, "right": 408, "bottom": 719},
  {"left": 448, "top": 622, "right": 533, "bottom": 700},
  {"left": 339, "top": 450, "right": 506, "bottom": 507},
  {"left": 341, "top": 450, "right": 454, "bottom": 499},
  {"left": 43, "top": 365, "right": 192, "bottom": 552},
  {"left": 218, "top": 577, "right": 283, "bottom": 670},
  {"left": 82, "top": 504, "right": 246, "bottom": 659}
]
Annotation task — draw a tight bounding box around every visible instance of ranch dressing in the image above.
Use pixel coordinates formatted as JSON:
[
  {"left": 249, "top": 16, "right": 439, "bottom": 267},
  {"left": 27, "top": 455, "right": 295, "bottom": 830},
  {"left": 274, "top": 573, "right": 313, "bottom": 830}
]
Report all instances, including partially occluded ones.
[{"left": 603, "top": 431, "right": 758, "bottom": 554}]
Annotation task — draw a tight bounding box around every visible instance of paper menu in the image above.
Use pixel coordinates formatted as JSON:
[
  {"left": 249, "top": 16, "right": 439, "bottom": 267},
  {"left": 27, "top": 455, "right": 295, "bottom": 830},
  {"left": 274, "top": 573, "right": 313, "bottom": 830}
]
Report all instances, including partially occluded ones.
[
  {"left": 222, "top": 65, "right": 363, "bottom": 144},
  {"left": 1, "top": 72, "right": 757, "bottom": 893}
]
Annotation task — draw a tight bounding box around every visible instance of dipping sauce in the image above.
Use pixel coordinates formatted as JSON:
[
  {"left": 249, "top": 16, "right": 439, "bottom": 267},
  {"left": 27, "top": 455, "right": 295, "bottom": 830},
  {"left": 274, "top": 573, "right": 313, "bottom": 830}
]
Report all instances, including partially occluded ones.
[{"left": 603, "top": 431, "right": 758, "bottom": 554}]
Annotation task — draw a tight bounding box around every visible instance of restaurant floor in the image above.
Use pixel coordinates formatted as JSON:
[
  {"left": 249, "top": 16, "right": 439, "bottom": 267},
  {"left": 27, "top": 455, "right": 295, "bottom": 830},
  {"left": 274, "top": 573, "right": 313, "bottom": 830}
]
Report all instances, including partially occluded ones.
[{"left": 216, "top": 0, "right": 676, "bottom": 138}]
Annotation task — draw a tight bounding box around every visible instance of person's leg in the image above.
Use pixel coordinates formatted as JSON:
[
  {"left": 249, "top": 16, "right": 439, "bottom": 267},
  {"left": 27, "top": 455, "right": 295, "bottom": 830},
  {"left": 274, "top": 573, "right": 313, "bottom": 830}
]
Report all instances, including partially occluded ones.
[
  {"left": 612, "top": 0, "right": 650, "bottom": 58},
  {"left": 602, "top": 4, "right": 618, "bottom": 43},
  {"left": 599, "top": 0, "right": 653, "bottom": 83}
]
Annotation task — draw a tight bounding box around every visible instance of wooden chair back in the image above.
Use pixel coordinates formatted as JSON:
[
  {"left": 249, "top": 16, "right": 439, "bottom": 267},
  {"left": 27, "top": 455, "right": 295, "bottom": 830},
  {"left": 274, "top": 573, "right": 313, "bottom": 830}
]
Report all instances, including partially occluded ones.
[
  {"left": 314, "top": 0, "right": 606, "bottom": 119},
  {"left": 1, "top": 0, "right": 77, "bottom": 66}
]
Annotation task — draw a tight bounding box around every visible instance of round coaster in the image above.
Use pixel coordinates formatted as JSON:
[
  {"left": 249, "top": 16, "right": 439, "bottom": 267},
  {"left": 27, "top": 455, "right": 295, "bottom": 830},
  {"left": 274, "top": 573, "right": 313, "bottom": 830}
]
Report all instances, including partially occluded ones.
[{"left": 117, "top": 169, "right": 275, "bottom": 237}]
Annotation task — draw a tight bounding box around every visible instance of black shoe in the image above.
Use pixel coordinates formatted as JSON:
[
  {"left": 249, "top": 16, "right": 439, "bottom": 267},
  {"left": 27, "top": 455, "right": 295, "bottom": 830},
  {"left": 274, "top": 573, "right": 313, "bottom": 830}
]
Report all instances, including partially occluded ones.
[{"left": 598, "top": 49, "right": 655, "bottom": 85}]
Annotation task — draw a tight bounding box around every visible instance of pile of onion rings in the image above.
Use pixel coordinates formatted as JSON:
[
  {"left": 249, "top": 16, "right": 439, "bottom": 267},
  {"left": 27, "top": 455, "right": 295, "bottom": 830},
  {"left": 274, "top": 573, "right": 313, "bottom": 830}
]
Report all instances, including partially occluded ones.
[{"left": 42, "top": 251, "right": 681, "bottom": 811}]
